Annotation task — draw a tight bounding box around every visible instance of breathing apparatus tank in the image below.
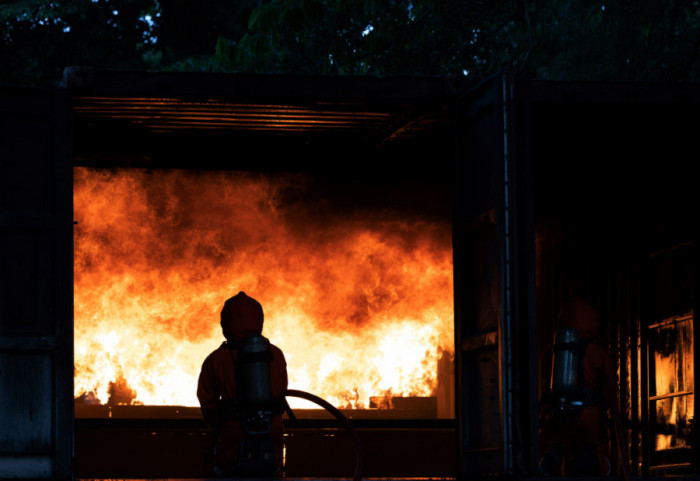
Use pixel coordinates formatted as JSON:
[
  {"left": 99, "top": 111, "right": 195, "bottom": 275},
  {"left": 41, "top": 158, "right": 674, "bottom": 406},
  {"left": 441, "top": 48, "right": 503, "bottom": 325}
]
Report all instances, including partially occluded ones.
[
  {"left": 239, "top": 333, "right": 275, "bottom": 434},
  {"left": 549, "top": 327, "right": 585, "bottom": 414}
]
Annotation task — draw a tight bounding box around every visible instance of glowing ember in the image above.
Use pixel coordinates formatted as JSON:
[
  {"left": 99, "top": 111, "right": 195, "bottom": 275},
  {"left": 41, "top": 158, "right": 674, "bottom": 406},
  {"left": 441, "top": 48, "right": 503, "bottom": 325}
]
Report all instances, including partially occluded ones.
[{"left": 73, "top": 167, "right": 454, "bottom": 410}]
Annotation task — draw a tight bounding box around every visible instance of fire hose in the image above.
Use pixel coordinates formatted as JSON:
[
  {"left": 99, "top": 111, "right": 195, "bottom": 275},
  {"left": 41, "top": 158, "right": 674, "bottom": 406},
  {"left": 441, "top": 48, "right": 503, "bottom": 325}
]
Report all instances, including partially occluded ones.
[{"left": 283, "top": 389, "right": 365, "bottom": 481}]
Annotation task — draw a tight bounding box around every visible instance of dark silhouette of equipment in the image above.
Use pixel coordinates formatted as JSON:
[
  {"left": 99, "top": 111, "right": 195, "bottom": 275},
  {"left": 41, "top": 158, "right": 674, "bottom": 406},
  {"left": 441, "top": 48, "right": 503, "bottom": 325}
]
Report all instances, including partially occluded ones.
[
  {"left": 547, "top": 326, "right": 590, "bottom": 418},
  {"left": 199, "top": 292, "right": 363, "bottom": 480},
  {"left": 284, "top": 389, "right": 365, "bottom": 481},
  {"left": 539, "top": 299, "right": 631, "bottom": 481},
  {"left": 219, "top": 333, "right": 364, "bottom": 480},
  {"left": 237, "top": 333, "right": 277, "bottom": 435}
]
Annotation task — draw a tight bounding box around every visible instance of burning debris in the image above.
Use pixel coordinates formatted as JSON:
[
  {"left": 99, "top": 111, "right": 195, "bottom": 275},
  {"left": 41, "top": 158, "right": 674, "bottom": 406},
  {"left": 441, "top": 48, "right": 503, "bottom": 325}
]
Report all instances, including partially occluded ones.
[
  {"left": 75, "top": 391, "right": 100, "bottom": 405},
  {"left": 73, "top": 167, "right": 454, "bottom": 412},
  {"left": 108, "top": 375, "right": 139, "bottom": 406}
]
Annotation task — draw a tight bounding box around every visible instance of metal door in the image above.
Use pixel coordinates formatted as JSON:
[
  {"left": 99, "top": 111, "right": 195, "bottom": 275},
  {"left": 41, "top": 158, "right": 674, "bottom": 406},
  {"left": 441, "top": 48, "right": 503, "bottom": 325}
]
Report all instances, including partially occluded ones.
[
  {"left": 453, "top": 73, "right": 536, "bottom": 478},
  {"left": 0, "top": 85, "right": 73, "bottom": 479}
]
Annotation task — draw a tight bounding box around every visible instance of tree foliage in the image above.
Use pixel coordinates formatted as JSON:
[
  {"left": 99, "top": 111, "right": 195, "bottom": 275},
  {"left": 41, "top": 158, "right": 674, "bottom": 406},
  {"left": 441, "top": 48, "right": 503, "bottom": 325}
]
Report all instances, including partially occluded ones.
[
  {"left": 525, "top": 0, "right": 700, "bottom": 81},
  {"left": 223, "top": 0, "right": 700, "bottom": 81},
  {"left": 204, "top": 0, "right": 530, "bottom": 77},
  {"left": 0, "top": 0, "right": 257, "bottom": 85},
  {"left": 1, "top": 0, "right": 159, "bottom": 86},
  {"left": 2, "top": 0, "right": 700, "bottom": 86}
]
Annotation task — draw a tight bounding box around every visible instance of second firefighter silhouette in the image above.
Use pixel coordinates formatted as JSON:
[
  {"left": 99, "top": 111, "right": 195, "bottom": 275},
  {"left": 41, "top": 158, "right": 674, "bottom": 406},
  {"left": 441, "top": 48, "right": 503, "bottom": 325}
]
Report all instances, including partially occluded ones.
[
  {"left": 197, "top": 291, "right": 288, "bottom": 477},
  {"left": 539, "top": 298, "right": 619, "bottom": 476}
]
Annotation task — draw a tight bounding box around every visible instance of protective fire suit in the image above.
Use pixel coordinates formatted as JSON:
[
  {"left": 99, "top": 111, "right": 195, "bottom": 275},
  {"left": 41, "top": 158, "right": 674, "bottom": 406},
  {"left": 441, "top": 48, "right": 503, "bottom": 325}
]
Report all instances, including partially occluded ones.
[
  {"left": 539, "top": 298, "right": 617, "bottom": 476},
  {"left": 197, "top": 291, "right": 288, "bottom": 476}
]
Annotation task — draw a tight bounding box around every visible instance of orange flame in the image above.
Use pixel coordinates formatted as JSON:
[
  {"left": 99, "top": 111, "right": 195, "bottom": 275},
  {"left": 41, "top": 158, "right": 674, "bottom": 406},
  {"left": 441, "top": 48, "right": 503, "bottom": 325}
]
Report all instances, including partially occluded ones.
[
  {"left": 73, "top": 167, "right": 454, "bottom": 410},
  {"left": 652, "top": 315, "right": 694, "bottom": 451}
]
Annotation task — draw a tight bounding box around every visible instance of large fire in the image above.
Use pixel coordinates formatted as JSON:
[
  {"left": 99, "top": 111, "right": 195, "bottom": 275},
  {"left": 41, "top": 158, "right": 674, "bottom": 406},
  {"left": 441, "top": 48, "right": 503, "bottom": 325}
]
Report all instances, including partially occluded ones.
[{"left": 73, "top": 167, "right": 454, "bottom": 412}]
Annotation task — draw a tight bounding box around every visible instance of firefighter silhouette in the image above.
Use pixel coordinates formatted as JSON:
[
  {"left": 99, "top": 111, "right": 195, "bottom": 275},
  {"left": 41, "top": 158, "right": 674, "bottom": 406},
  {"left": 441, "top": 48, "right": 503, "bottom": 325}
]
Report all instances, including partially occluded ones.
[
  {"left": 197, "top": 291, "right": 288, "bottom": 477},
  {"left": 539, "top": 298, "right": 619, "bottom": 476}
]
